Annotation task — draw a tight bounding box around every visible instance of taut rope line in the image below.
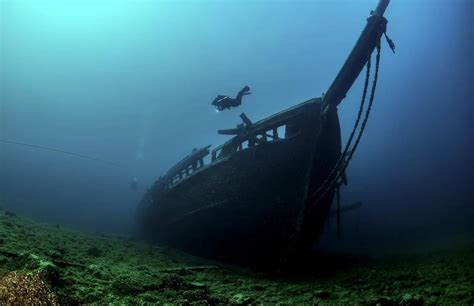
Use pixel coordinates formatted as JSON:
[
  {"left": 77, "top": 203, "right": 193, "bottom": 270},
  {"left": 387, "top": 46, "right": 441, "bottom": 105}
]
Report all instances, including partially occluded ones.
[{"left": 0, "top": 139, "right": 120, "bottom": 167}]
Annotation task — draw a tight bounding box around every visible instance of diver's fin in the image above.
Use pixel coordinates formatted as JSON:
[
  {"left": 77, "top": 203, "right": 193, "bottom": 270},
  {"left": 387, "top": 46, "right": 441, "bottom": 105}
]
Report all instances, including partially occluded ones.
[{"left": 240, "top": 85, "right": 251, "bottom": 93}]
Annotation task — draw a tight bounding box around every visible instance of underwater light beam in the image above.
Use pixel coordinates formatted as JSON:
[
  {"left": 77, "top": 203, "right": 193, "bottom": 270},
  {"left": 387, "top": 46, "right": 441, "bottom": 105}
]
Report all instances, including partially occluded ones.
[{"left": 0, "top": 139, "right": 120, "bottom": 167}]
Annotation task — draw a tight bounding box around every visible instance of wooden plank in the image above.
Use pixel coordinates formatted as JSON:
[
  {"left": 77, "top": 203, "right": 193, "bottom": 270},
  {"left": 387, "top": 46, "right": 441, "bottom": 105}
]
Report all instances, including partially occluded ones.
[
  {"left": 322, "top": 0, "right": 389, "bottom": 110},
  {"left": 165, "top": 145, "right": 211, "bottom": 180}
]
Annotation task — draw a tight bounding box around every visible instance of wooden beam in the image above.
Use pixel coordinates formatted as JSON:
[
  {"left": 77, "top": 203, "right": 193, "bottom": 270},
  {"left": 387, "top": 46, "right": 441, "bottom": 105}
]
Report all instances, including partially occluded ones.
[
  {"left": 273, "top": 127, "right": 279, "bottom": 139},
  {"left": 323, "top": 0, "right": 390, "bottom": 110},
  {"left": 240, "top": 112, "right": 253, "bottom": 126}
]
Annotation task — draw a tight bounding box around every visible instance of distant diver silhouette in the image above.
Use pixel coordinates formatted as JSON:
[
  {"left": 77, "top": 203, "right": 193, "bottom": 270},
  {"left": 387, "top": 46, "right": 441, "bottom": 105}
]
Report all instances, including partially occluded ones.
[{"left": 211, "top": 86, "right": 251, "bottom": 111}]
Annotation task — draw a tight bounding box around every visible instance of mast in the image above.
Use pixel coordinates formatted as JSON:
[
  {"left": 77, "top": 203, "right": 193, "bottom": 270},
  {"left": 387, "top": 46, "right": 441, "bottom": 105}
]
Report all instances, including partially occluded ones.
[{"left": 322, "top": 0, "right": 390, "bottom": 113}]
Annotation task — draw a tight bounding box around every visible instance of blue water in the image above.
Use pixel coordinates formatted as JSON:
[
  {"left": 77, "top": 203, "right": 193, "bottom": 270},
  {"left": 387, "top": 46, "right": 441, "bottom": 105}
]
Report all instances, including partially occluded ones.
[{"left": 1, "top": 0, "right": 472, "bottom": 248}]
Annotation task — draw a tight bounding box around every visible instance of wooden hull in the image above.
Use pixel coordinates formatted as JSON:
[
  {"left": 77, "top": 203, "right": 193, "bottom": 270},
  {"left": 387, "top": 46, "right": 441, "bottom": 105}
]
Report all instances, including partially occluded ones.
[
  {"left": 135, "top": 0, "right": 394, "bottom": 269},
  {"left": 143, "top": 138, "right": 312, "bottom": 268},
  {"left": 137, "top": 101, "right": 341, "bottom": 270}
]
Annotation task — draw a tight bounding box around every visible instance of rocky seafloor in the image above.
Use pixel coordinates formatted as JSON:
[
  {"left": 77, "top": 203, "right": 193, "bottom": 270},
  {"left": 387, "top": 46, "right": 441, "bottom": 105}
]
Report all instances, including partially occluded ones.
[{"left": 0, "top": 209, "right": 472, "bottom": 305}]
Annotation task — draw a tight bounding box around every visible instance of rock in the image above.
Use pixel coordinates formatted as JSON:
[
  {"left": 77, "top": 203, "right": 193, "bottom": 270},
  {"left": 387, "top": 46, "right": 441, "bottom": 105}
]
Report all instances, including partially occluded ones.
[
  {"left": 0, "top": 271, "right": 58, "bottom": 305},
  {"left": 252, "top": 285, "right": 266, "bottom": 291},
  {"left": 87, "top": 264, "right": 107, "bottom": 278},
  {"left": 230, "top": 293, "right": 254, "bottom": 305},
  {"left": 82, "top": 288, "right": 106, "bottom": 304},
  {"left": 400, "top": 293, "right": 423, "bottom": 306},
  {"left": 21, "top": 253, "right": 61, "bottom": 285},
  {"left": 86, "top": 247, "right": 101, "bottom": 257},
  {"left": 313, "top": 289, "right": 331, "bottom": 299},
  {"left": 112, "top": 274, "right": 145, "bottom": 295},
  {"left": 367, "top": 296, "right": 394, "bottom": 306},
  {"left": 182, "top": 289, "right": 209, "bottom": 302},
  {"left": 46, "top": 248, "right": 65, "bottom": 260},
  {"left": 190, "top": 299, "right": 211, "bottom": 305},
  {"left": 159, "top": 273, "right": 188, "bottom": 290},
  {"left": 189, "top": 281, "right": 208, "bottom": 290}
]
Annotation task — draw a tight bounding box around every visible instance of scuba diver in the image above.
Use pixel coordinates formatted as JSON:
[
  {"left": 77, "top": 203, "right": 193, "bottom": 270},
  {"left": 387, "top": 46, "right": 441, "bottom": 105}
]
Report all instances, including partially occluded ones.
[{"left": 211, "top": 86, "right": 251, "bottom": 111}]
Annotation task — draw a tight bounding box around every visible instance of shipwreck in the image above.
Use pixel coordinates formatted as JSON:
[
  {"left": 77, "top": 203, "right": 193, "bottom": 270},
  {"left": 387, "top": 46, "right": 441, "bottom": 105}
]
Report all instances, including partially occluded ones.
[{"left": 137, "top": 0, "right": 394, "bottom": 270}]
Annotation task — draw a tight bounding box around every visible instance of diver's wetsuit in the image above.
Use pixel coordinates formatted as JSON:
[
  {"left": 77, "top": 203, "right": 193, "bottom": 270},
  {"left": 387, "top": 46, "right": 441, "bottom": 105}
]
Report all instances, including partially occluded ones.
[{"left": 212, "top": 86, "right": 251, "bottom": 111}]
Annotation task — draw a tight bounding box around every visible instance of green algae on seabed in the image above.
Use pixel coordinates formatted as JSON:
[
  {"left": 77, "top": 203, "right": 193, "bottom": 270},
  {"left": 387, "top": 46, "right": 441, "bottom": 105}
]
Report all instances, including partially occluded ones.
[{"left": 0, "top": 209, "right": 473, "bottom": 304}]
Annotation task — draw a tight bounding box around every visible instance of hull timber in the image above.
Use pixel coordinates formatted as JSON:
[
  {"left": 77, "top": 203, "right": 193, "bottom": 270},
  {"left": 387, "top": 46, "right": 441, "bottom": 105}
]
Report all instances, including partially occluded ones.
[{"left": 137, "top": 99, "right": 341, "bottom": 269}]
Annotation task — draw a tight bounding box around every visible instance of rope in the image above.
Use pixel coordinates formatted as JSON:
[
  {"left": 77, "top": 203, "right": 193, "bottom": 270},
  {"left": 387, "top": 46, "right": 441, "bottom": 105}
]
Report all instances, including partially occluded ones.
[
  {"left": 309, "top": 13, "right": 395, "bottom": 218},
  {"left": 279, "top": 22, "right": 394, "bottom": 270},
  {"left": 341, "top": 43, "right": 381, "bottom": 177},
  {"left": 309, "top": 41, "right": 382, "bottom": 210},
  {"left": 0, "top": 139, "right": 120, "bottom": 166},
  {"left": 308, "top": 55, "right": 372, "bottom": 203},
  {"left": 384, "top": 32, "right": 396, "bottom": 53},
  {"left": 310, "top": 42, "right": 380, "bottom": 213},
  {"left": 278, "top": 42, "right": 383, "bottom": 271}
]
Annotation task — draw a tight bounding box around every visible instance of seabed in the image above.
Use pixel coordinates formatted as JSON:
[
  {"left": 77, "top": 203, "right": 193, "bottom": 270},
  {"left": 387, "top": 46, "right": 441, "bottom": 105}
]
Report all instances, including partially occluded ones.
[{"left": 0, "top": 208, "right": 472, "bottom": 304}]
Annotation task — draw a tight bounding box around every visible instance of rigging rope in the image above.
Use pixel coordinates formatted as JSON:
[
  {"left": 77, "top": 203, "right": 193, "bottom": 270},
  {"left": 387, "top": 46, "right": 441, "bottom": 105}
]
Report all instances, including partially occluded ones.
[
  {"left": 278, "top": 41, "right": 383, "bottom": 271},
  {"left": 309, "top": 41, "right": 382, "bottom": 210},
  {"left": 309, "top": 55, "right": 372, "bottom": 203}
]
